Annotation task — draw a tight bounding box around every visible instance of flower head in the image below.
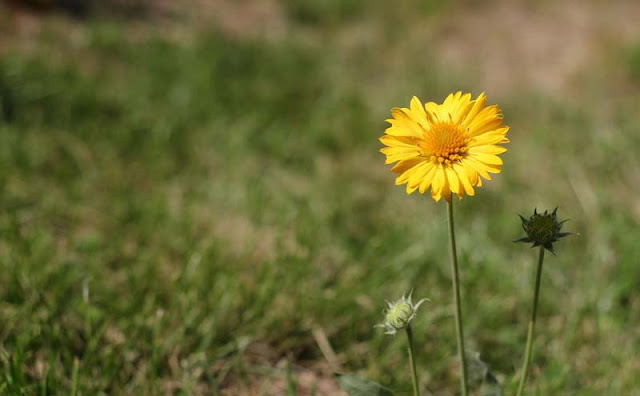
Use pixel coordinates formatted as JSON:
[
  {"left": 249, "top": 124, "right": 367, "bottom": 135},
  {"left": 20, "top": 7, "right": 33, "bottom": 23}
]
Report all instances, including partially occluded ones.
[
  {"left": 514, "top": 207, "right": 572, "bottom": 254},
  {"left": 376, "top": 291, "right": 428, "bottom": 335},
  {"left": 380, "top": 92, "right": 509, "bottom": 202}
]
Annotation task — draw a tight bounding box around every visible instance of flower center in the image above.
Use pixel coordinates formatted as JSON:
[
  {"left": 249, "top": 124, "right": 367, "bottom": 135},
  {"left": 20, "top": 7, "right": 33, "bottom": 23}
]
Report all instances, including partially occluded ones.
[{"left": 420, "top": 122, "right": 468, "bottom": 166}]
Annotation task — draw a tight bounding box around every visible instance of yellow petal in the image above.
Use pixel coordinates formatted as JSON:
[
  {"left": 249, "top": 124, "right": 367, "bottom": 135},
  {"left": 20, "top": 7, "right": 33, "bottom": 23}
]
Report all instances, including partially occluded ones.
[
  {"left": 468, "top": 120, "right": 503, "bottom": 139},
  {"left": 465, "top": 156, "right": 501, "bottom": 178},
  {"left": 461, "top": 160, "right": 480, "bottom": 186},
  {"left": 380, "top": 146, "right": 420, "bottom": 157},
  {"left": 453, "top": 163, "right": 475, "bottom": 196},
  {"left": 418, "top": 163, "right": 437, "bottom": 193},
  {"left": 441, "top": 179, "right": 452, "bottom": 202},
  {"left": 462, "top": 93, "right": 486, "bottom": 128},
  {"left": 406, "top": 161, "right": 431, "bottom": 189},
  {"left": 466, "top": 145, "right": 507, "bottom": 155},
  {"left": 445, "top": 166, "right": 461, "bottom": 196},
  {"left": 381, "top": 148, "right": 421, "bottom": 164},
  {"left": 424, "top": 102, "right": 442, "bottom": 122},
  {"left": 386, "top": 108, "right": 423, "bottom": 137},
  {"left": 430, "top": 166, "right": 445, "bottom": 201},
  {"left": 468, "top": 127, "right": 509, "bottom": 146},
  {"left": 379, "top": 135, "right": 417, "bottom": 148},
  {"left": 468, "top": 152, "right": 503, "bottom": 165},
  {"left": 410, "top": 96, "right": 426, "bottom": 119},
  {"left": 391, "top": 157, "right": 424, "bottom": 174},
  {"left": 444, "top": 91, "right": 473, "bottom": 124},
  {"left": 395, "top": 160, "right": 423, "bottom": 184},
  {"left": 442, "top": 92, "right": 456, "bottom": 110},
  {"left": 384, "top": 123, "right": 416, "bottom": 137},
  {"left": 396, "top": 159, "right": 430, "bottom": 183},
  {"left": 452, "top": 93, "right": 473, "bottom": 124},
  {"left": 464, "top": 157, "right": 492, "bottom": 180}
]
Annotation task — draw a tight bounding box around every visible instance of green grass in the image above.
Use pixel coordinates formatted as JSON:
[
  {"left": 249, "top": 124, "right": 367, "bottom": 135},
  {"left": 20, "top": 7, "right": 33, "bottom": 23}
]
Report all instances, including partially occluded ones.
[{"left": 1, "top": 3, "right": 640, "bottom": 395}]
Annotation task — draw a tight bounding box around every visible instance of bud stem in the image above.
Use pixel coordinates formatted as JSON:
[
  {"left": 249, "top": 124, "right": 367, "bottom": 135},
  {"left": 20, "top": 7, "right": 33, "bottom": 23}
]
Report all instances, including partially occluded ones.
[
  {"left": 517, "top": 245, "right": 546, "bottom": 395},
  {"left": 406, "top": 325, "right": 420, "bottom": 396},
  {"left": 446, "top": 197, "right": 468, "bottom": 396}
]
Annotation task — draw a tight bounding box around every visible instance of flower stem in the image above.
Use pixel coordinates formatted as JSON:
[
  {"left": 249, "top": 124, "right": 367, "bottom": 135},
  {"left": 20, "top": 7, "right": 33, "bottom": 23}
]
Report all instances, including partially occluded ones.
[
  {"left": 516, "top": 245, "right": 546, "bottom": 396},
  {"left": 406, "top": 325, "right": 420, "bottom": 396},
  {"left": 446, "top": 198, "right": 468, "bottom": 396}
]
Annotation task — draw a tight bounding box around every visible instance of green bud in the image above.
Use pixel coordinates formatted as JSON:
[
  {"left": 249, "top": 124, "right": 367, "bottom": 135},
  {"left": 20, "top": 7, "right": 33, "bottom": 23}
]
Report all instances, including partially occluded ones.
[
  {"left": 376, "top": 291, "right": 428, "bottom": 335},
  {"left": 514, "top": 207, "right": 572, "bottom": 254}
]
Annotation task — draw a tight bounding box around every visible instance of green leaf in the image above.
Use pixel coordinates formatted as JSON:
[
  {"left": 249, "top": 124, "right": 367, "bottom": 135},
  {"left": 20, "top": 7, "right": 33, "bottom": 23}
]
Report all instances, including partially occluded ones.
[
  {"left": 465, "top": 351, "right": 488, "bottom": 387},
  {"left": 335, "top": 373, "right": 394, "bottom": 396},
  {"left": 465, "top": 351, "right": 503, "bottom": 396},
  {"left": 481, "top": 370, "right": 504, "bottom": 396}
]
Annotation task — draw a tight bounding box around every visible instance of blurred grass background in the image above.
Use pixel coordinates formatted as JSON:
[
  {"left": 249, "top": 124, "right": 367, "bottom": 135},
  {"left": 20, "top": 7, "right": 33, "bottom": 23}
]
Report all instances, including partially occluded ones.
[{"left": 1, "top": 0, "right": 640, "bottom": 394}]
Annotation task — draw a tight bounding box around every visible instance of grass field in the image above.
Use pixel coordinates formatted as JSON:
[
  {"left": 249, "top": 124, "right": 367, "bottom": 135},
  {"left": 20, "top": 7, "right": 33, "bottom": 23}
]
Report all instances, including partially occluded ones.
[{"left": 1, "top": 1, "right": 640, "bottom": 394}]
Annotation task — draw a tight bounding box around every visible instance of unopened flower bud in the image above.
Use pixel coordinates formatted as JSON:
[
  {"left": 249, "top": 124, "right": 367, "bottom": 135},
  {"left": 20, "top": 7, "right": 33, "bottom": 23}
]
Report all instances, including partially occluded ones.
[
  {"left": 514, "top": 207, "right": 572, "bottom": 254},
  {"left": 376, "top": 291, "right": 428, "bottom": 335}
]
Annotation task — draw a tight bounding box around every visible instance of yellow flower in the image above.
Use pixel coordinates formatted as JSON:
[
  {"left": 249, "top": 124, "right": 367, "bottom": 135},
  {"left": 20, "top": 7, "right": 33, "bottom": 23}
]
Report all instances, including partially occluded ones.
[{"left": 380, "top": 92, "right": 509, "bottom": 202}]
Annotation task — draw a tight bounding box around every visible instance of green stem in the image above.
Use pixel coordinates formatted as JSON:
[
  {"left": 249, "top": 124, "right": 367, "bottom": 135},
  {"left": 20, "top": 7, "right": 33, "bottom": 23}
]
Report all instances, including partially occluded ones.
[
  {"left": 406, "top": 325, "right": 420, "bottom": 396},
  {"left": 446, "top": 198, "right": 468, "bottom": 396},
  {"left": 71, "top": 358, "right": 80, "bottom": 396},
  {"left": 516, "top": 246, "right": 546, "bottom": 396}
]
